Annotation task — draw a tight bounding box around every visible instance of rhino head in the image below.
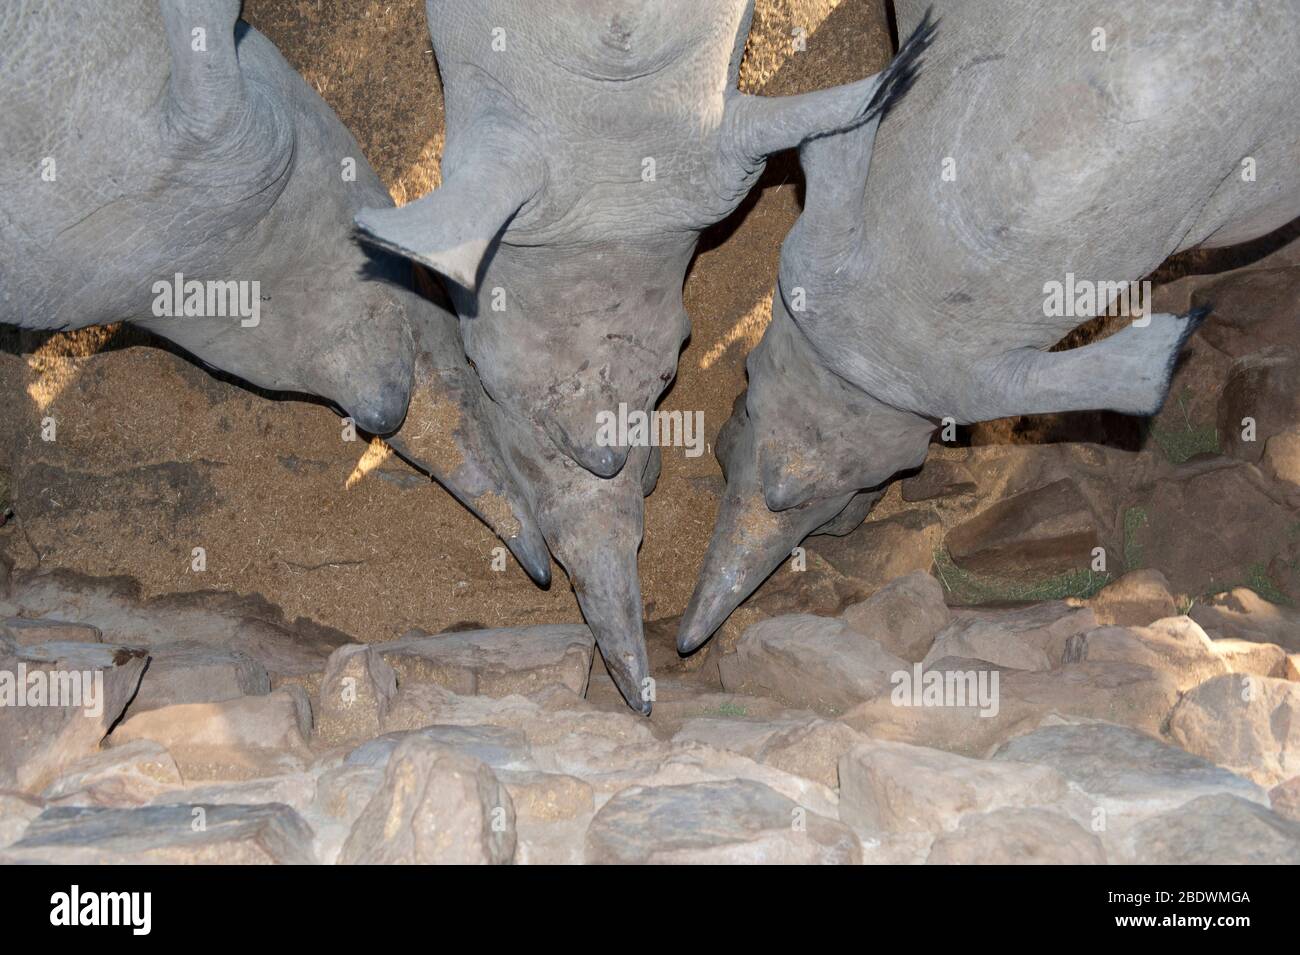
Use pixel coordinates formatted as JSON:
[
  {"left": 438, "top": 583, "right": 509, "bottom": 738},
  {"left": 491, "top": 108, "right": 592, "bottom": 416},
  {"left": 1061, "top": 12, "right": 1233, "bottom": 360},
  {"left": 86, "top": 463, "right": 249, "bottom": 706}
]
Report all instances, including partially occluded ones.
[
  {"left": 1, "top": 0, "right": 416, "bottom": 435},
  {"left": 354, "top": 0, "right": 935, "bottom": 711}
]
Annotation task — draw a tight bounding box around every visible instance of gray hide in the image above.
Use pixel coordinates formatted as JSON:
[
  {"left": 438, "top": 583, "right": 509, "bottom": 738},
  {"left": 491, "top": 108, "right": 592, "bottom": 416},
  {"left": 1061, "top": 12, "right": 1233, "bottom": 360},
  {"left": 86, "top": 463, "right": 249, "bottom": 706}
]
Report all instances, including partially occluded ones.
[
  {"left": 359, "top": 0, "right": 931, "bottom": 711},
  {"left": 679, "top": 0, "right": 1300, "bottom": 653},
  {"left": 0, "top": 0, "right": 416, "bottom": 435}
]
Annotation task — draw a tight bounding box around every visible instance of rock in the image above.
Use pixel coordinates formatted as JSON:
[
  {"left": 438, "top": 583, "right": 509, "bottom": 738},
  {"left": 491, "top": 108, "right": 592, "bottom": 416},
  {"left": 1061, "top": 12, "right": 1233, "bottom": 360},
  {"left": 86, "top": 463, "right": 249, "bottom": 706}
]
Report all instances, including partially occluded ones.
[
  {"left": 926, "top": 808, "right": 1106, "bottom": 864},
  {"left": 842, "top": 659, "right": 1179, "bottom": 757},
  {"left": 1086, "top": 569, "right": 1179, "bottom": 627},
  {"left": 1130, "top": 464, "right": 1296, "bottom": 597},
  {"left": 1270, "top": 777, "right": 1300, "bottom": 822},
  {"left": 672, "top": 717, "right": 806, "bottom": 759},
  {"left": 378, "top": 624, "right": 593, "bottom": 698},
  {"left": 925, "top": 603, "right": 1097, "bottom": 671},
  {"left": 840, "top": 571, "right": 950, "bottom": 662},
  {"left": 1192, "top": 265, "right": 1300, "bottom": 359},
  {"left": 3, "top": 802, "right": 318, "bottom": 864},
  {"left": 756, "top": 720, "right": 869, "bottom": 789},
  {"left": 945, "top": 478, "right": 1103, "bottom": 580},
  {"left": 1218, "top": 347, "right": 1300, "bottom": 463},
  {"left": 838, "top": 739, "right": 1069, "bottom": 835},
  {"left": 1, "top": 572, "right": 344, "bottom": 686},
  {"left": 585, "top": 780, "right": 860, "bottom": 864},
  {"left": 109, "top": 686, "right": 314, "bottom": 782},
  {"left": 316, "top": 644, "right": 397, "bottom": 744},
  {"left": 901, "top": 458, "right": 976, "bottom": 502},
  {"left": 0, "top": 640, "right": 148, "bottom": 792},
  {"left": 127, "top": 640, "right": 271, "bottom": 712},
  {"left": 1, "top": 617, "right": 102, "bottom": 645},
  {"left": 41, "top": 740, "right": 183, "bottom": 807},
  {"left": 1130, "top": 794, "right": 1300, "bottom": 864},
  {"left": 1168, "top": 674, "right": 1300, "bottom": 786},
  {"left": 149, "top": 775, "right": 317, "bottom": 816},
  {"left": 718, "top": 614, "right": 909, "bottom": 715},
  {"left": 813, "top": 509, "right": 943, "bottom": 589},
  {"left": 346, "top": 724, "right": 535, "bottom": 775},
  {"left": 339, "top": 737, "right": 516, "bottom": 865},
  {"left": 1212, "top": 638, "right": 1289, "bottom": 678},
  {"left": 994, "top": 724, "right": 1265, "bottom": 813},
  {"left": 1262, "top": 427, "right": 1300, "bottom": 488},
  {"left": 1064, "top": 617, "right": 1227, "bottom": 692},
  {"left": 1190, "top": 587, "right": 1300, "bottom": 652},
  {"left": 499, "top": 771, "right": 593, "bottom": 822},
  {"left": 1288, "top": 653, "right": 1300, "bottom": 682},
  {"left": 0, "top": 791, "right": 43, "bottom": 848}
]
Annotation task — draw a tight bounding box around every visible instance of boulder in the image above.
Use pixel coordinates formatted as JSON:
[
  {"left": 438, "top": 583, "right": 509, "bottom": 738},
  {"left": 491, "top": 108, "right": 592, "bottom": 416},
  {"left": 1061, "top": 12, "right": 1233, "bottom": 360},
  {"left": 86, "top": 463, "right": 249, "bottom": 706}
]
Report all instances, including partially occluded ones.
[
  {"left": 838, "top": 739, "right": 1069, "bottom": 835},
  {"left": 127, "top": 640, "right": 270, "bottom": 712},
  {"left": 718, "top": 614, "right": 909, "bottom": 715},
  {"left": 812, "top": 509, "right": 943, "bottom": 590},
  {"left": 339, "top": 737, "right": 516, "bottom": 865},
  {"left": 585, "top": 780, "right": 860, "bottom": 864},
  {"left": 1064, "top": 617, "right": 1228, "bottom": 691},
  {"left": 1, "top": 617, "right": 102, "bottom": 646},
  {"left": 0, "top": 791, "right": 43, "bottom": 848},
  {"left": 1218, "top": 347, "right": 1300, "bottom": 463},
  {"left": 41, "top": 740, "right": 183, "bottom": 807},
  {"left": 0, "top": 639, "right": 148, "bottom": 791},
  {"left": 1129, "top": 794, "right": 1300, "bottom": 864},
  {"left": 1190, "top": 587, "right": 1300, "bottom": 652},
  {"left": 925, "top": 603, "right": 1097, "bottom": 671},
  {"left": 1269, "top": 776, "right": 1300, "bottom": 822},
  {"left": 842, "top": 659, "right": 1179, "bottom": 757},
  {"left": 926, "top": 807, "right": 1106, "bottom": 864},
  {"left": 109, "top": 686, "right": 314, "bottom": 782},
  {"left": 1, "top": 803, "right": 318, "bottom": 864},
  {"left": 754, "top": 720, "right": 870, "bottom": 789},
  {"left": 378, "top": 625, "right": 593, "bottom": 698},
  {"left": 316, "top": 644, "right": 398, "bottom": 744},
  {"left": 840, "top": 571, "right": 951, "bottom": 662},
  {"left": 1168, "top": 674, "right": 1300, "bottom": 786},
  {"left": 1085, "top": 569, "right": 1179, "bottom": 627},
  {"left": 901, "top": 458, "right": 976, "bottom": 502},
  {"left": 944, "top": 478, "right": 1103, "bottom": 580}
]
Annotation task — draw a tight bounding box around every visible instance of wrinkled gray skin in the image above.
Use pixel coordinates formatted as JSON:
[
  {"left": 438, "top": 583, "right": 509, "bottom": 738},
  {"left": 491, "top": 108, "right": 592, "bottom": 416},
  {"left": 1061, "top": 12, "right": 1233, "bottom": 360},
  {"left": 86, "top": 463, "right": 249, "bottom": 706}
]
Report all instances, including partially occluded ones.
[
  {"left": 361, "top": 0, "right": 930, "bottom": 711},
  {"left": 680, "top": 0, "right": 1300, "bottom": 653},
  {"left": 0, "top": 0, "right": 415, "bottom": 435}
]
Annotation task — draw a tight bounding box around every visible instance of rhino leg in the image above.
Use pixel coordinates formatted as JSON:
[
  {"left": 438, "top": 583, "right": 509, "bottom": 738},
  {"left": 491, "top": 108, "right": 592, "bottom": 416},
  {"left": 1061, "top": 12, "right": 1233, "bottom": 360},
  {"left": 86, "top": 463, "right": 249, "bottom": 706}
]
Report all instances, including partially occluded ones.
[
  {"left": 725, "top": 10, "right": 935, "bottom": 162},
  {"left": 962, "top": 307, "right": 1211, "bottom": 421}
]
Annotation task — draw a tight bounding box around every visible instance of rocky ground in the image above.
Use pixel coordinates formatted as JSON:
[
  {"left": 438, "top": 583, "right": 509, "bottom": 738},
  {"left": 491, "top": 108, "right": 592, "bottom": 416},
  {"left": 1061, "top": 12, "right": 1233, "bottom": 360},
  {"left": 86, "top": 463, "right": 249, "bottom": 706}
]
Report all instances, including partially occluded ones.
[
  {"left": 2, "top": 0, "right": 1299, "bottom": 863},
  {"left": 2, "top": 561, "right": 1299, "bottom": 863}
]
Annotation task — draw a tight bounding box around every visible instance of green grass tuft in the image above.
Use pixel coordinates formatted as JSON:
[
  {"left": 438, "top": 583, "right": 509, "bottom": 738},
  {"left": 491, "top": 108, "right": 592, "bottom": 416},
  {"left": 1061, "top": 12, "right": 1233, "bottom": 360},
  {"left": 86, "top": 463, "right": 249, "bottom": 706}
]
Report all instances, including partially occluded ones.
[
  {"left": 932, "top": 548, "right": 1111, "bottom": 605},
  {"left": 1150, "top": 391, "right": 1219, "bottom": 464},
  {"left": 1123, "top": 506, "right": 1148, "bottom": 572}
]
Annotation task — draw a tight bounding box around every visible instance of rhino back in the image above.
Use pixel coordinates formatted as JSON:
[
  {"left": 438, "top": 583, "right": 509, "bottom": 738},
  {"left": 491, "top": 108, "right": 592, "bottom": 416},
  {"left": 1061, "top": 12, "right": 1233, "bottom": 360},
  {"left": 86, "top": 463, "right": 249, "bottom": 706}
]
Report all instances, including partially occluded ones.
[{"left": 810, "top": 0, "right": 1299, "bottom": 414}]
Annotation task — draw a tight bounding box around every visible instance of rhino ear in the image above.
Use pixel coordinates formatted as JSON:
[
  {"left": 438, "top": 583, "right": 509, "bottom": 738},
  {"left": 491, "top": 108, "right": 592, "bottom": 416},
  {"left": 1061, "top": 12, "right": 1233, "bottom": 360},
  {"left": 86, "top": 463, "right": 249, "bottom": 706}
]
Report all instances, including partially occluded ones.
[
  {"left": 159, "top": 0, "right": 247, "bottom": 140},
  {"left": 354, "top": 158, "right": 541, "bottom": 292},
  {"left": 725, "top": 8, "right": 935, "bottom": 162}
]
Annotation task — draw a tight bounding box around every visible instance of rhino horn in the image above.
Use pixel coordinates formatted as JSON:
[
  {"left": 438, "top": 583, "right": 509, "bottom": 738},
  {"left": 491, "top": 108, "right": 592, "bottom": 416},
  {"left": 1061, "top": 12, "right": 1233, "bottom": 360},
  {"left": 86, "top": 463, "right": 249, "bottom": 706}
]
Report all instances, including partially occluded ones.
[{"left": 676, "top": 404, "right": 857, "bottom": 655}]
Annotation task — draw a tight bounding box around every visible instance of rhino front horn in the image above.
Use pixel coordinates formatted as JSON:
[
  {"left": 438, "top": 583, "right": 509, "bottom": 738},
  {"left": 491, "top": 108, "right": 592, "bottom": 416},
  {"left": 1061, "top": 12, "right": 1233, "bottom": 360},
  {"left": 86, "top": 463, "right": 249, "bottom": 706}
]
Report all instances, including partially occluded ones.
[{"left": 677, "top": 408, "right": 856, "bottom": 655}]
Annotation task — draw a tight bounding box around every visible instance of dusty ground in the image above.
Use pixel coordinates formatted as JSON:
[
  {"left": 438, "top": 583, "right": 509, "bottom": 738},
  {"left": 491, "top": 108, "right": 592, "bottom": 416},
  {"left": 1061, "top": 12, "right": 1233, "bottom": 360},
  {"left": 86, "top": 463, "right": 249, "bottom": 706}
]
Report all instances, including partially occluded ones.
[{"left": 1, "top": 0, "right": 1296, "bottom": 646}]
